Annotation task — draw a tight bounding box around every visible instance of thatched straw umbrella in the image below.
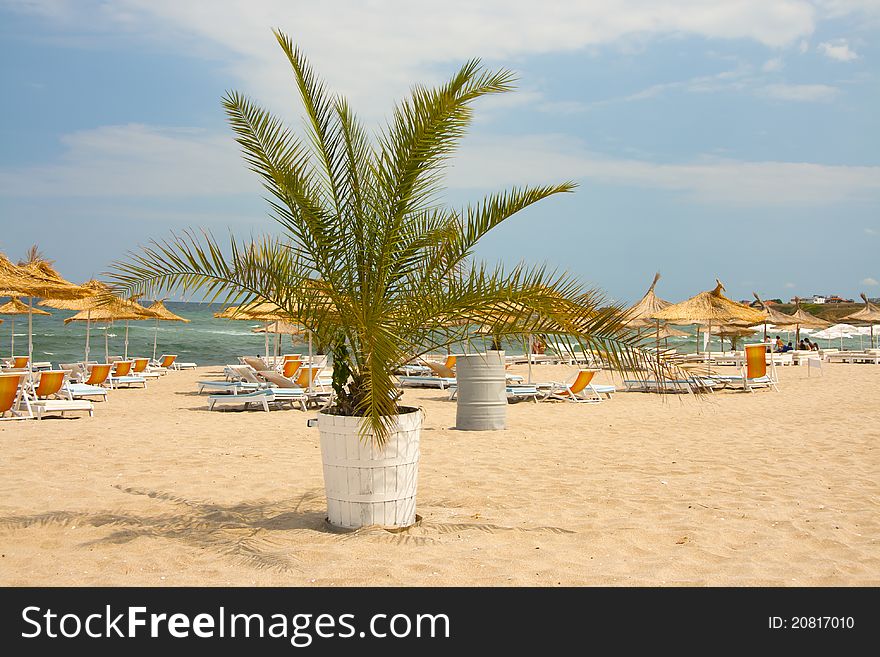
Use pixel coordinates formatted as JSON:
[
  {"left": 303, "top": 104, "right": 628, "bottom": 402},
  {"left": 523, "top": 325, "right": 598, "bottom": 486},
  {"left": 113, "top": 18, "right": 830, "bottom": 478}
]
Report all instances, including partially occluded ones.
[
  {"left": 708, "top": 324, "right": 759, "bottom": 351},
  {"left": 843, "top": 293, "right": 880, "bottom": 349},
  {"left": 787, "top": 298, "right": 831, "bottom": 346},
  {"left": 64, "top": 296, "right": 157, "bottom": 362},
  {"left": 252, "top": 320, "right": 306, "bottom": 335},
  {"left": 46, "top": 280, "right": 159, "bottom": 359},
  {"left": 215, "top": 301, "right": 291, "bottom": 362},
  {"left": 623, "top": 273, "right": 675, "bottom": 371},
  {"left": 39, "top": 280, "right": 108, "bottom": 363},
  {"left": 0, "top": 252, "right": 90, "bottom": 371},
  {"left": 752, "top": 293, "right": 799, "bottom": 341},
  {"left": 144, "top": 300, "right": 190, "bottom": 362},
  {"left": 0, "top": 297, "right": 50, "bottom": 358},
  {"left": 653, "top": 280, "right": 767, "bottom": 368},
  {"left": 624, "top": 272, "right": 672, "bottom": 327}
]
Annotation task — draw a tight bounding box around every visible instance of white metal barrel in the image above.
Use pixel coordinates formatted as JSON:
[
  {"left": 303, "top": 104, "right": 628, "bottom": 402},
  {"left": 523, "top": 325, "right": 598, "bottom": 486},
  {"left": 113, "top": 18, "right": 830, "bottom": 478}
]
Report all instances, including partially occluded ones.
[{"left": 455, "top": 351, "right": 507, "bottom": 431}]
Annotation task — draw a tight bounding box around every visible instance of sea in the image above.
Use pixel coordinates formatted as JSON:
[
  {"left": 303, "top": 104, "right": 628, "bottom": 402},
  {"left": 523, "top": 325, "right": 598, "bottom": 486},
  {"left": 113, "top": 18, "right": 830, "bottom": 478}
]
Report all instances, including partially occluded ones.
[{"left": 3, "top": 300, "right": 874, "bottom": 367}]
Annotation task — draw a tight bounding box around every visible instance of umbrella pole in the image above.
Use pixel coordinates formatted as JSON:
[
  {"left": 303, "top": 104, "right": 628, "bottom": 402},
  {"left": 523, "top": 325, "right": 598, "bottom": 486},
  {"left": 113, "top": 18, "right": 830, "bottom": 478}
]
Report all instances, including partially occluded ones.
[
  {"left": 10, "top": 315, "right": 13, "bottom": 358},
  {"left": 264, "top": 322, "right": 269, "bottom": 363},
  {"left": 85, "top": 311, "right": 91, "bottom": 363},
  {"left": 308, "top": 330, "right": 313, "bottom": 390},
  {"left": 707, "top": 321, "right": 712, "bottom": 374},
  {"left": 124, "top": 319, "right": 129, "bottom": 360},
  {"left": 655, "top": 319, "right": 660, "bottom": 378},
  {"left": 527, "top": 334, "right": 532, "bottom": 384},
  {"left": 28, "top": 297, "right": 34, "bottom": 373},
  {"left": 105, "top": 323, "right": 109, "bottom": 362},
  {"left": 153, "top": 318, "right": 158, "bottom": 362}
]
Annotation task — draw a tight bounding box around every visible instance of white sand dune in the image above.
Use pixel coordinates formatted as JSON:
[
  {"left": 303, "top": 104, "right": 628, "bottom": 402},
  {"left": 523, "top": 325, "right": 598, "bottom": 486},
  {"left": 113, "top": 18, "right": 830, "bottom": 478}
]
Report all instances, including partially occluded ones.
[{"left": 1, "top": 363, "right": 877, "bottom": 586}]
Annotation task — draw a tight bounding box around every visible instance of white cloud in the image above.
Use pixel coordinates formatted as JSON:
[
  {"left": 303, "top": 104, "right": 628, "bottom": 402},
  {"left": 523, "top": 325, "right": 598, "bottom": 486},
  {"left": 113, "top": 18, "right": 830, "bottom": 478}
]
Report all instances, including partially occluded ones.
[
  {"left": 784, "top": 282, "right": 797, "bottom": 288},
  {"left": 762, "top": 57, "right": 785, "bottom": 72},
  {"left": 445, "top": 134, "right": 880, "bottom": 205},
  {"left": 818, "top": 39, "right": 859, "bottom": 61},
  {"left": 866, "top": 228, "right": 878, "bottom": 235},
  {"left": 5, "top": 1, "right": 823, "bottom": 119},
  {"left": 0, "top": 124, "right": 257, "bottom": 197},
  {"left": 759, "top": 83, "right": 839, "bottom": 101},
  {"left": 5, "top": 126, "right": 880, "bottom": 208},
  {"left": 862, "top": 277, "right": 879, "bottom": 286},
  {"left": 798, "top": 40, "right": 810, "bottom": 53}
]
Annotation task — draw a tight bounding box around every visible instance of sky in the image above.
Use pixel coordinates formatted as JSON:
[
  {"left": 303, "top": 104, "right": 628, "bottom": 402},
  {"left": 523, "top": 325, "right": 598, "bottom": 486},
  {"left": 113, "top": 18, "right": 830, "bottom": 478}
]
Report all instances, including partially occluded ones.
[{"left": 0, "top": 0, "right": 878, "bottom": 305}]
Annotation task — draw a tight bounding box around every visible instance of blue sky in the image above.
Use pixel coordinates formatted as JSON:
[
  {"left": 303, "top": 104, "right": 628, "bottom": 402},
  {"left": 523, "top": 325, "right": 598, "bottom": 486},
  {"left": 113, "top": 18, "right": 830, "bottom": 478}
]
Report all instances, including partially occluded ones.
[{"left": 1, "top": 0, "right": 878, "bottom": 304}]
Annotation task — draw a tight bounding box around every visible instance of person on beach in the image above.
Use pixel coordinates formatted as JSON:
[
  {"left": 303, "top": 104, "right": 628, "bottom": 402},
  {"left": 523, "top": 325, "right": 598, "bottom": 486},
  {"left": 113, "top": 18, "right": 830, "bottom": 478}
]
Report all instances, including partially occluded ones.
[
  {"left": 798, "top": 339, "right": 808, "bottom": 350},
  {"left": 774, "top": 336, "right": 784, "bottom": 352}
]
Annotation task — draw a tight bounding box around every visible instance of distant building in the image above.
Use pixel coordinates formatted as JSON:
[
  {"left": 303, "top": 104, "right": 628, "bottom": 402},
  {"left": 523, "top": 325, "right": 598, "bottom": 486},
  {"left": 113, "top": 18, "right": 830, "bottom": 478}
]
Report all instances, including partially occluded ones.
[{"left": 790, "top": 294, "right": 853, "bottom": 304}]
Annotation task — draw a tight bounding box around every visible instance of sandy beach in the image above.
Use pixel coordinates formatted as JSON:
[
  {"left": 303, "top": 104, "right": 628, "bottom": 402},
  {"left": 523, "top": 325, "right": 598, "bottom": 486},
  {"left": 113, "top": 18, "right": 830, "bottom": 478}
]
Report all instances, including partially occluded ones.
[{"left": 1, "top": 362, "right": 877, "bottom": 586}]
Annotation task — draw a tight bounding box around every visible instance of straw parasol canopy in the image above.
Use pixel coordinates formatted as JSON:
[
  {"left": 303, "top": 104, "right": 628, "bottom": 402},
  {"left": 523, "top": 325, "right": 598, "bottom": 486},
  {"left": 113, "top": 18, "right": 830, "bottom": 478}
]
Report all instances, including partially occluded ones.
[
  {"left": 216, "top": 301, "right": 296, "bottom": 361},
  {"left": 0, "top": 297, "right": 50, "bottom": 357},
  {"left": 0, "top": 297, "right": 51, "bottom": 316},
  {"left": 64, "top": 295, "right": 158, "bottom": 361},
  {"left": 652, "top": 325, "right": 690, "bottom": 340},
  {"left": 143, "top": 300, "right": 189, "bottom": 362},
  {"left": 38, "top": 279, "right": 110, "bottom": 310},
  {"left": 844, "top": 293, "right": 880, "bottom": 348},
  {"left": 0, "top": 251, "right": 91, "bottom": 371},
  {"left": 787, "top": 298, "right": 831, "bottom": 344},
  {"left": 0, "top": 253, "right": 90, "bottom": 300},
  {"left": 624, "top": 272, "right": 672, "bottom": 327},
  {"left": 653, "top": 280, "right": 767, "bottom": 325},
  {"left": 653, "top": 280, "right": 766, "bottom": 361},
  {"left": 214, "top": 301, "right": 288, "bottom": 321},
  {"left": 146, "top": 300, "right": 190, "bottom": 323},
  {"left": 252, "top": 320, "right": 306, "bottom": 335},
  {"left": 787, "top": 299, "right": 831, "bottom": 328}
]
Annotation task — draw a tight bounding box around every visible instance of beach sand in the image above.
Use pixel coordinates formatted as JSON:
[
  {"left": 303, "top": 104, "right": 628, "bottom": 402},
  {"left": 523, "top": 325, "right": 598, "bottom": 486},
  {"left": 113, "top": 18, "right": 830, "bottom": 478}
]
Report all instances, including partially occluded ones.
[{"left": 1, "top": 362, "right": 877, "bottom": 586}]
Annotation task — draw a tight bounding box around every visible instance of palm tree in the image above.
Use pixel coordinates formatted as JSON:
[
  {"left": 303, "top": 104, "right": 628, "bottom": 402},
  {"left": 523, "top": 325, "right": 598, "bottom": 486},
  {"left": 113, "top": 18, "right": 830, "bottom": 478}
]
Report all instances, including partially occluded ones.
[{"left": 109, "top": 30, "right": 647, "bottom": 442}]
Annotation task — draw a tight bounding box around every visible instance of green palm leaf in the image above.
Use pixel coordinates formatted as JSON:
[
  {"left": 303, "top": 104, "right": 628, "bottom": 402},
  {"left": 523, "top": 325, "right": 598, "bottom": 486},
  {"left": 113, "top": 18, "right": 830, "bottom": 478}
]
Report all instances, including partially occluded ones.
[{"left": 108, "top": 30, "right": 664, "bottom": 444}]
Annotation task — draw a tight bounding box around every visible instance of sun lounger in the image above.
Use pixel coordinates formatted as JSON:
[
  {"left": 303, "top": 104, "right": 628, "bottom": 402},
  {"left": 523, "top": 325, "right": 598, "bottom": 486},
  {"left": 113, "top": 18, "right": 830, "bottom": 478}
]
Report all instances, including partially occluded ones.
[
  {"left": 108, "top": 361, "right": 147, "bottom": 389},
  {"left": 208, "top": 389, "right": 273, "bottom": 412},
  {"left": 398, "top": 375, "right": 457, "bottom": 389},
  {"left": 131, "top": 357, "right": 161, "bottom": 380},
  {"left": 623, "top": 378, "right": 719, "bottom": 393},
  {"left": 197, "top": 379, "right": 266, "bottom": 394},
  {"left": 448, "top": 383, "right": 542, "bottom": 402},
  {"left": 26, "top": 370, "right": 94, "bottom": 420},
  {"left": 543, "top": 370, "right": 615, "bottom": 403},
  {"left": 708, "top": 343, "right": 779, "bottom": 392},
  {"left": 65, "top": 383, "right": 109, "bottom": 401},
  {"left": 824, "top": 352, "right": 880, "bottom": 364},
  {"left": 149, "top": 354, "right": 178, "bottom": 374},
  {"left": 64, "top": 364, "right": 112, "bottom": 401},
  {"left": 0, "top": 372, "right": 31, "bottom": 420},
  {"left": 257, "top": 370, "right": 320, "bottom": 410}
]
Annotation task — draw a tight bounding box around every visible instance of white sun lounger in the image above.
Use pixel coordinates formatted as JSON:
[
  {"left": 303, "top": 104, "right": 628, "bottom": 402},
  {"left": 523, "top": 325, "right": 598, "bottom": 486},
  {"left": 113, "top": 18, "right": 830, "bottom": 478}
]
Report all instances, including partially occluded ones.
[
  {"left": 398, "top": 375, "right": 457, "bottom": 389},
  {"left": 64, "top": 382, "right": 109, "bottom": 402},
  {"left": 31, "top": 398, "right": 94, "bottom": 420},
  {"left": 207, "top": 388, "right": 307, "bottom": 412}
]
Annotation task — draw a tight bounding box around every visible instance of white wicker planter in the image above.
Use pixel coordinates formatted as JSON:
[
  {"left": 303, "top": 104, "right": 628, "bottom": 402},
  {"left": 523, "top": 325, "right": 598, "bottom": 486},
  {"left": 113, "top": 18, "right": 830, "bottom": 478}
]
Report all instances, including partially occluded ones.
[{"left": 318, "top": 407, "right": 422, "bottom": 529}]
